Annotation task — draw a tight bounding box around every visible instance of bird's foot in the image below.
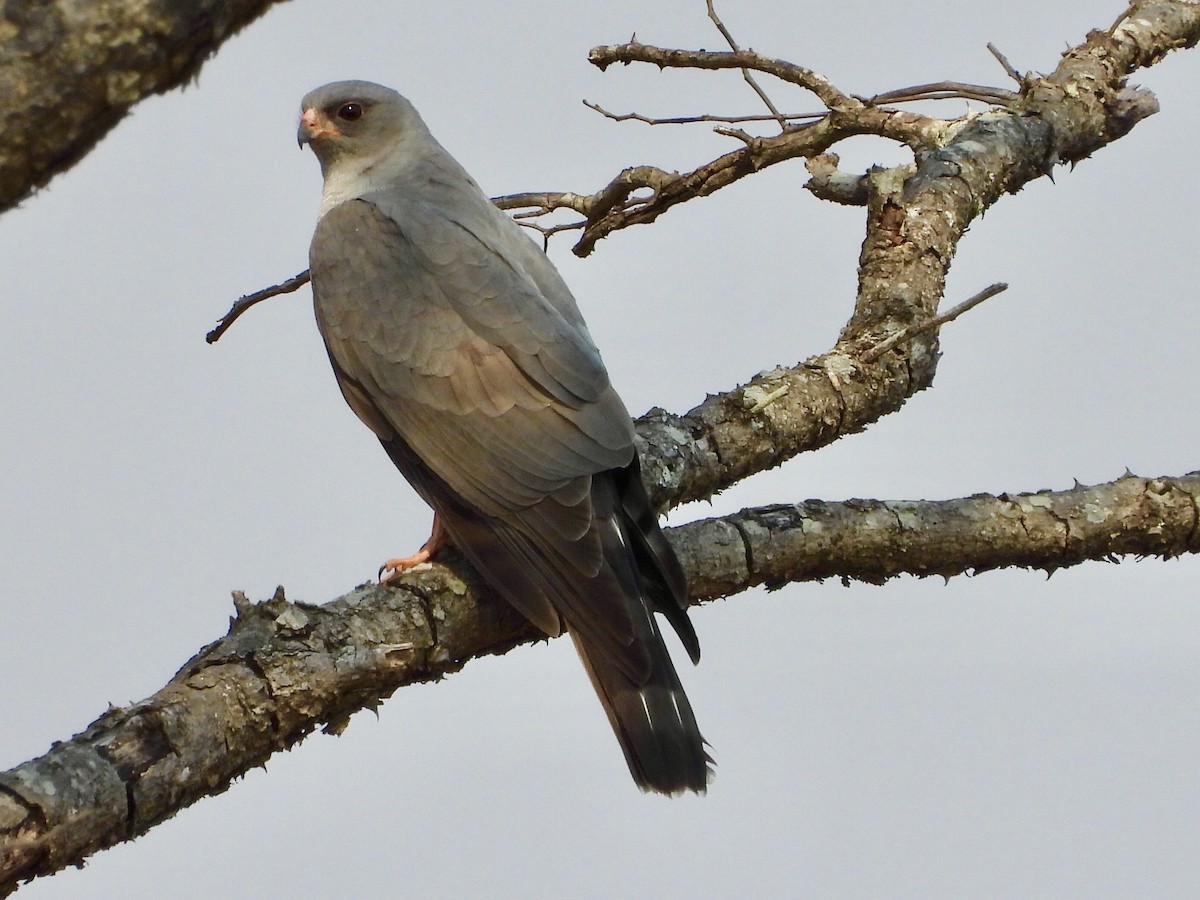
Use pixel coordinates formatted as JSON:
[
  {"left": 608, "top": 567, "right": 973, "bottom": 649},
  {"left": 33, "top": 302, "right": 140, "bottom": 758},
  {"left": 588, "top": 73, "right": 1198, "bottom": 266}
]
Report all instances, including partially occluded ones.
[{"left": 379, "top": 515, "right": 449, "bottom": 584}]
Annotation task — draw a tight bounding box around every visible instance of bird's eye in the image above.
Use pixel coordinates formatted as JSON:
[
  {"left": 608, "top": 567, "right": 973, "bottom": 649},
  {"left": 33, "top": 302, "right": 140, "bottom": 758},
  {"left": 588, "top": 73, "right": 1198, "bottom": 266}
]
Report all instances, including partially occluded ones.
[{"left": 336, "top": 102, "right": 364, "bottom": 121}]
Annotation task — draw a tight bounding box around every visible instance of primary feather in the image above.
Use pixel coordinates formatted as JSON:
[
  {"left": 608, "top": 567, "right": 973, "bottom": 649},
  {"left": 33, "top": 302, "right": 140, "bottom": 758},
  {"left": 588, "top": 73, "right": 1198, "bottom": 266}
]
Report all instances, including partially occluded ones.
[{"left": 300, "top": 80, "right": 710, "bottom": 793}]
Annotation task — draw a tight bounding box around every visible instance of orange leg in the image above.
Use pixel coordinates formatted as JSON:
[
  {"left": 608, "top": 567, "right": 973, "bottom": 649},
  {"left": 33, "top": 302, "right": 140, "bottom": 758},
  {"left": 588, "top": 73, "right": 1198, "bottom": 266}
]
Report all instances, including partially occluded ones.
[{"left": 379, "top": 514, "right": 450, "bottom": 584}]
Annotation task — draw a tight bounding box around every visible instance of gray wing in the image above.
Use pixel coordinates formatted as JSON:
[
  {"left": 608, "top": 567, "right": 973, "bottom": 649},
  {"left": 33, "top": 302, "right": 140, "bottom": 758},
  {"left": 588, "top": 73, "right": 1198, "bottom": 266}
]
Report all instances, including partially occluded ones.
[{"left": 309, "top": 196, "right": 644, "bottom": 657}]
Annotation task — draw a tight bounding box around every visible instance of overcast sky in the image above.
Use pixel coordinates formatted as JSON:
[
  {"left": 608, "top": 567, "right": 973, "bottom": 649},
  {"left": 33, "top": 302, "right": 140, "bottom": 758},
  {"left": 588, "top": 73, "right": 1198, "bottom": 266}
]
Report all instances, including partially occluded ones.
[{"left": 3, "top": 1, "right": 1199, "bottom": 897}]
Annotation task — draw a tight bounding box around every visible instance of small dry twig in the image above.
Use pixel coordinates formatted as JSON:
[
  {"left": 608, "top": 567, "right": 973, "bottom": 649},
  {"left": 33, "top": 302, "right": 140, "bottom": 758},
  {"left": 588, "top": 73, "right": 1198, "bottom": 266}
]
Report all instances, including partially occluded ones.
[
  {"left": 514, "top": 218, "right": 588, "bottom": 250},
  {"left": 588, "top": 44, "right": 858, "bottom": 113},
  {"left": 582, "top": 99, "right": 825, "bottom": 127},
  {"left": 207, "top": 271, "right": 310, "bottom": 344},
  {"left": 987, "top": 42, "right": 1024, "bottom": 84},
  {"left": 862, "top": 283, "right": 1009, "bottom": 362},
  {"left": 864, "top": 81, "right": 1020, "bottom": 106},
  {"left": 493, "top": 190, "right": 593, "bottom": 217},
  {"left": 706, "top": 0, "right": 788, "bottom": 129}
]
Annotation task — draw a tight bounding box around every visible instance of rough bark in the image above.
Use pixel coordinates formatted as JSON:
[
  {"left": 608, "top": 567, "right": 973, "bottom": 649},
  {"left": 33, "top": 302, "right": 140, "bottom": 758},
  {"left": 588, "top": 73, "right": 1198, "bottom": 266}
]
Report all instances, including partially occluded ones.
[
  {"left": 3, "top": 0, "right": 1200, "bottom": 893},
  {"left": 3, "top": 471, "right": 1197, "bottom": 893},
  {"left": 0, "top": 0, "right": 284, "bottom": 213},
  {"left": 674, "top": 472, "right": 1200, "bottom": 597}
]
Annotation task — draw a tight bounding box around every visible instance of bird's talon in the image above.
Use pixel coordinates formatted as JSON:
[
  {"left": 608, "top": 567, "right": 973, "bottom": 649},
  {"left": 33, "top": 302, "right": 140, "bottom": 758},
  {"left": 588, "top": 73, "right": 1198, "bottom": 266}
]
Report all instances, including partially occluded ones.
[{"left": 378, "top": 548, "right": 434, "bottom": 584}]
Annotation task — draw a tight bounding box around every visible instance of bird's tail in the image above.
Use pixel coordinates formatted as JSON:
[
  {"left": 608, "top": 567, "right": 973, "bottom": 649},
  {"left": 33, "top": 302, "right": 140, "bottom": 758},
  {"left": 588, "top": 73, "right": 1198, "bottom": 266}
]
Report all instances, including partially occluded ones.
[
  {"left": 572, "top": 462, "right": 712, "bottom": 795},
  {"left": 568, "top": 623, "right": 712, "bottom": 795}
]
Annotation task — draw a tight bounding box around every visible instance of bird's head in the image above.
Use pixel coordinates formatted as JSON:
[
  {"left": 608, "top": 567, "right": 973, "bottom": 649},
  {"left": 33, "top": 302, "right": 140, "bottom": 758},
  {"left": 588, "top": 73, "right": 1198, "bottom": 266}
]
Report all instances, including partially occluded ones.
[{"left": 298, "top": 80, "right": 426, "bottom": 179}]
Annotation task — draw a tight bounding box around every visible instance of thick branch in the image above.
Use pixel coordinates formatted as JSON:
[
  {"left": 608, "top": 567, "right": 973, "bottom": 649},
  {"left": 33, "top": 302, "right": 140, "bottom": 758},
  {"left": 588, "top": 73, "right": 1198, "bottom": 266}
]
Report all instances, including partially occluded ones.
[
  {"left": 675, "top": 472, "right": 1200, "bottom": 597},
  {"left": 4, "top": 470, "right": 1197, "bottom": 891},
  {"left": 0, "top": 0, "right": 284, "bottom": 213}
]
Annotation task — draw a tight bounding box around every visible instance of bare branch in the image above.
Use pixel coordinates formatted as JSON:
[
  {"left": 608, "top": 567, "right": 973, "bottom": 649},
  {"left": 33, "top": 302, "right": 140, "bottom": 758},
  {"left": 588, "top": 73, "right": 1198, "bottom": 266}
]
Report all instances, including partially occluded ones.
[
  {"left": 567, "top": 104, "right": 938, "bottom": 256},
  {"left": 573, "top": 1, "right": 1196, "bottom": 253},
  {"left": 5, "top": 468, "right": 1198, "bottom": 890},
  {"left": 493, "top": 190, "right": 595, "bottom": 217},
  {"left": 863, "top": 81, "right": 1020, "bottom": 106},
  {"left": 0, "top": 0, "right": 286, "bottom": 215},
  {"left": 583, "top": 99, "right": 825, "bottom": 127},
  {"left": 987, "top": 42, "right": 1024, "bottom": 84},
  {"left": 588, "top": 43, "right": 858, "bottom": 113},
  {"left": 804, "top": 153, "right": 870, "bottom": 205},
  {"left": 676, "top": 472, "right": 1200, "bottom": 596},
  {"left": 705, "top": 0, "right": 789, "bottom": 128},
  {"left": 206, "top": 271, "right": 310, "bottom": 344}
]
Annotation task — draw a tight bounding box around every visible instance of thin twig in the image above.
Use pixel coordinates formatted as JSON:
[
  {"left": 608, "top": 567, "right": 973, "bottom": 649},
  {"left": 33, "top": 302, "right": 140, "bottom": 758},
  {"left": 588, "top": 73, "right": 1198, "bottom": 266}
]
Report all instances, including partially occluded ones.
[
  {"left": 583, "top": 99, "right": 825, "bottom": 126},
  {"left": 206, "top": 271, "right": 310, "bottom": 344},
  {"left": 987, "top": 42, "right": 1024, "bottom": 84},
  {"left": 865, "top": 81, "right": 1020, "bottom": 106},
  {"left": 493, "top": 191, "right": 593, "bottom": 215},
  {"left": 706, "top": 0, "right": 788, "bottom": 129},
  {"left": 588, "top": 45, "right": 857, "bottom": 113},
  {"left": 712, "top": 125, "right": 758, "bottom": 147},
  {"left": 515, "top": 218, "right": 588, "bottom": 250},
  {"left": 861, "top": 282, "right": 1008, "bottom": 361},
  {"left": 212, "top": 191, "right": 595, "bottom": 342}
]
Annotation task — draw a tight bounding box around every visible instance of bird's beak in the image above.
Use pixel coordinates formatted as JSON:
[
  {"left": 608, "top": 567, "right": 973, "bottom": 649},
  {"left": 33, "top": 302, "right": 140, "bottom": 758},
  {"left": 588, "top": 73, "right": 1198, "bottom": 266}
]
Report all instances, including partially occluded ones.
[{"left": 297, "top": 108, "right": 341, "bottom": 149}]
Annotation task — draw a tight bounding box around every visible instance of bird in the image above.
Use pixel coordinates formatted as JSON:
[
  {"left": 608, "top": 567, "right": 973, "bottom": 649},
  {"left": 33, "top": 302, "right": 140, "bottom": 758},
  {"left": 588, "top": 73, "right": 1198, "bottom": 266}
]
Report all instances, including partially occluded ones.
[{"left": 297, "top": 81, "right": 711, "bottom": 794}]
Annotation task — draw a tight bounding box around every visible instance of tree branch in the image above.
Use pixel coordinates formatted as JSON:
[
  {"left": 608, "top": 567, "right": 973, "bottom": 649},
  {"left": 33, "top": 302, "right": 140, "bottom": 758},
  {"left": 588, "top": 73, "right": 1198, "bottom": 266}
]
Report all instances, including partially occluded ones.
[
  {"left": 7, "top": 1, "right": 1200, "bottom": 893},
  {"left": 0, "top": 0, "right": 285, "bottom": 214},
  {"left": 559, "top": 0, "right": 1194, "bottom": 255},
  {"left": 4, "top": 470, "right": 1197, "bottom": 892},
  {"left": 704, "top": 0, "right": 789, "bottom": 129},
  {"left": 675, "top": 472, "right": 1200, "bottom": 597},
  {"left": 587, "top": 42, "right": 858, "bottom": 112},
  {"left": 206, "top": 271, "right": 311, "bottom": 344}
]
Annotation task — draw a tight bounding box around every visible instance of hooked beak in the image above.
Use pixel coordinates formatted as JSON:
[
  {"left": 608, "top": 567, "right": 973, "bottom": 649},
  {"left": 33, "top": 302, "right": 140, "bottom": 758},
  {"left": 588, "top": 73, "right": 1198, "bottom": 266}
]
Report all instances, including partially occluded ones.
[{"left": 297, "top": 108, "right": 341, "bottom": 149}]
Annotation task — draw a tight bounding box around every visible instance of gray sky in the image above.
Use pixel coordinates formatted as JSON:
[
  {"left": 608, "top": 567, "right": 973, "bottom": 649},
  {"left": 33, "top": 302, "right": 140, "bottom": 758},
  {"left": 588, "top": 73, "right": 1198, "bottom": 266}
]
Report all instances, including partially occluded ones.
[{"left": 3, "top": 1, "right": 1198, "bottom": 897}]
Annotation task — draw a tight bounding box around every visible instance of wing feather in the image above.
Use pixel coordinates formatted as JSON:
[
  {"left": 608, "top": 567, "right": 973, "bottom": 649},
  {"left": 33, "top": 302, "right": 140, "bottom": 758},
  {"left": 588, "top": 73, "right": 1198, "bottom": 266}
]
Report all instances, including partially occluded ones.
[{"left": 310, "top": 195, "right": 645, "bottom": 658}]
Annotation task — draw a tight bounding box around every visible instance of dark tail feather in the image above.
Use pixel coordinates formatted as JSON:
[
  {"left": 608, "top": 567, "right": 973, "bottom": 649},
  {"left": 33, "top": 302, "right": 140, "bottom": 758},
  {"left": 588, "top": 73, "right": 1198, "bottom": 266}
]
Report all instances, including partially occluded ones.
[
  {"left": 379, "top": 431, "right": 711, "bottom": 792},
  {"left": 613, "top": 457, "right": 699, "bottom": 663},
  {"left": 570, "top": 465, "right": 710, "bottom": 794},
  {"left": 569, "top": 625, "right": 712, "bottom": 795}
]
